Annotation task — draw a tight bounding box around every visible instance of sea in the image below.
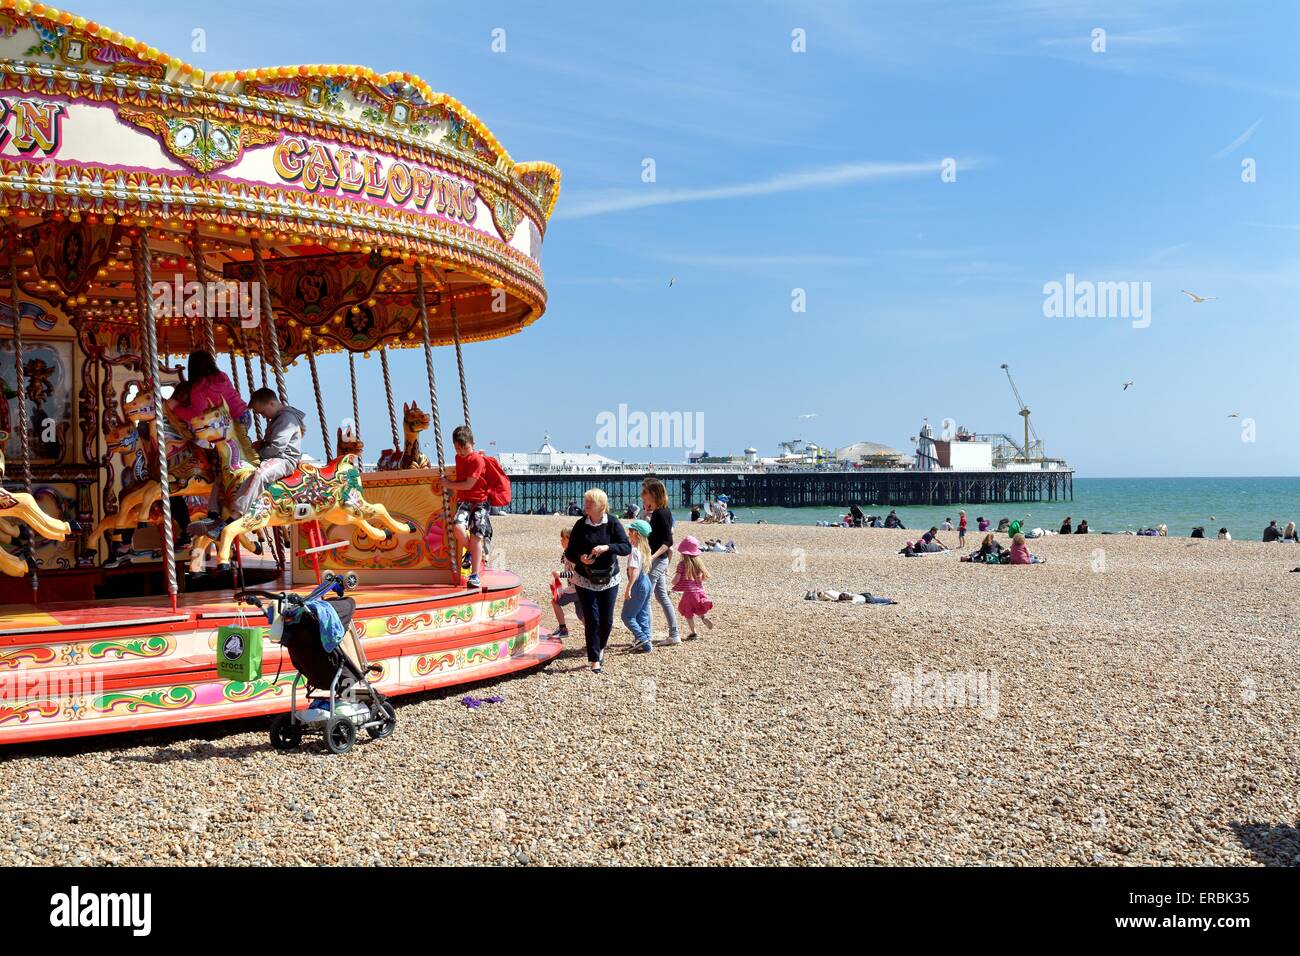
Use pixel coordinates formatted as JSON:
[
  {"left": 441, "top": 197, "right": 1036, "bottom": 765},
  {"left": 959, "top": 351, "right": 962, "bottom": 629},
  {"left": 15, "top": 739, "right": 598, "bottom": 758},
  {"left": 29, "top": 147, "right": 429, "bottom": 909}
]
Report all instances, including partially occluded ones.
[{"left": 674, "top": 477, "right": 1300, "bottom": 538}]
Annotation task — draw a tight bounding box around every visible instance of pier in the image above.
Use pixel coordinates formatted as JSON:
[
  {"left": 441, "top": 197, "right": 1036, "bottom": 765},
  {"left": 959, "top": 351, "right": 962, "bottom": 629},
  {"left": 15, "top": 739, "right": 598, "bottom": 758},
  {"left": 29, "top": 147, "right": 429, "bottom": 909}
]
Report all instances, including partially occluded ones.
[{"left": 505, "top": 466, "right": 1074, "bottom": 513}]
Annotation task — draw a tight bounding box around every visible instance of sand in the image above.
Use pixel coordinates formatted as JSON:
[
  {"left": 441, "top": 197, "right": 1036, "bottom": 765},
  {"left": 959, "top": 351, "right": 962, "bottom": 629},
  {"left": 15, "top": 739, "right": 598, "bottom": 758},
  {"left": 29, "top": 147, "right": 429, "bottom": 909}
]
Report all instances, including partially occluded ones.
[{"left": 1, "top": 516, "right": 1296, "bottom": 866}]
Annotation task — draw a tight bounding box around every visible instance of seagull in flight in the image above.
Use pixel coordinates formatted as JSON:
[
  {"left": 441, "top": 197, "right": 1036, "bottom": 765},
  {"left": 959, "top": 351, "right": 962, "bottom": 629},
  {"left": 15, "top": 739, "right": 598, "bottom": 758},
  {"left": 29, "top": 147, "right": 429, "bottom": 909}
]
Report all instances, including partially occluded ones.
[
  {"left": 668, "top": 277, "right": 676, "bottom": 287},
  {"left": 799, "top": 413, "right": 818, "bottom": 420},
  {"left": 1181, "top": 289, "right": 1217, "bottom": 303},
  {"left": 1122, "top": 381, "right": 1133, "bottom": 391},
  {"left": 1228, "top": 412, "right": 1240, "bottom": 418}
]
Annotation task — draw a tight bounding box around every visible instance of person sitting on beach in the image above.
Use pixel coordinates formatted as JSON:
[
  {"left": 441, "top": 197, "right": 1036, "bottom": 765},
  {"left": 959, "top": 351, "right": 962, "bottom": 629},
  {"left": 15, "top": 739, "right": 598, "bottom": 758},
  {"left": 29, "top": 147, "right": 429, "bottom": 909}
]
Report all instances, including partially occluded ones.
[
  {"left": 1075, "top": 519, "right": 1089, "bottom": 534},
  {"left": 1190, "top": 526, "right": 1205, "bottom": 538},
  {"left": 883, "top": 509, "right": 905, "bottom": 529},
  {"left": 1059, "top": 516, "right": 1073, "bottom": 535},
  {"left": 870, "top": 515, "right": 884, "bottom": 528},
  {"left": 690, "top": 505, "right": 701, "bottom": 522},
  {"left": 1008, "top": 532, "right": 1044, "bottom": 564},
  {"left": 1217, "top": 527, "right": 1231, "bottom": 540},
  {"left": 1006, "top": 519, "right": 1022, "bottom": 538},
  {"left": 1263, "top": 520, "right": 1282, "bottom": 542},
  {"left": 974, "top": 532, "right": 1006, "bottom": 563},
  {"left": 1284, "top": 522, "right": 1298, "bottom": 542},
  {"left": 849, "top": 504, "right": 866, "bottom": 528},
  {"left": 977, "top": 516, "right": 990, "bottom": 533},
  {"left": 924, "top": 527, "right": 948, "bottom": 550},
  {"left": 996, "top": 517, "right": 1011, "bottom": 533},
  {"left": 549, "top": 527, "right": 584, "bottom": 639},
  {"left": 941, "top": 518, "right": 954, "bottom": 532},
  {"left": 1157, "top": 524, "right": 1168, "bottom": 536}
]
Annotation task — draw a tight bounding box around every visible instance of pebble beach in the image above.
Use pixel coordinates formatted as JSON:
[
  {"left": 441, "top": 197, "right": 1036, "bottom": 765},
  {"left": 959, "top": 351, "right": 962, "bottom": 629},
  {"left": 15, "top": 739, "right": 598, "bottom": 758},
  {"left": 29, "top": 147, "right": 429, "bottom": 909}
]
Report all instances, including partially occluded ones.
[{"left": 1, "top": 516, "right": 1296, "bottom": 867}]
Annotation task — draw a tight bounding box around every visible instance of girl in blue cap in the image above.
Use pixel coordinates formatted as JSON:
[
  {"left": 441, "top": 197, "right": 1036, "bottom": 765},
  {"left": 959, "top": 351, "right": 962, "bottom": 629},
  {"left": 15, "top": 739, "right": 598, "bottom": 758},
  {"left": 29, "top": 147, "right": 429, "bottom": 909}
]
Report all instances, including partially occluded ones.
[{"left": 621, "top": 519, "right": 655, "bottom": 653}]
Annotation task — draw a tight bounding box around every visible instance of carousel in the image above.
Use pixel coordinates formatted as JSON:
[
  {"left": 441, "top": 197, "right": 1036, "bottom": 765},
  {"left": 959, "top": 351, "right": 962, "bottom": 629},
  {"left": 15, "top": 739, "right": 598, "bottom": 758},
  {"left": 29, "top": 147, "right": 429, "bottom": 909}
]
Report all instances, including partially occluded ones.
[{"left": 0, "top": 1, "right": 563, "bottom": 744}]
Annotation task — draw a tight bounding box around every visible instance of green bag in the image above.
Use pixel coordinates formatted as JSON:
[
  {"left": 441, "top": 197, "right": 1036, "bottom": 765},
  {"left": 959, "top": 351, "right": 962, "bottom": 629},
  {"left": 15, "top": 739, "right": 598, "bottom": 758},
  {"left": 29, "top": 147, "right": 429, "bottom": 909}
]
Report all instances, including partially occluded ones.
[{"left": 217, "top": 624, "right": 265, "bottom": 682}]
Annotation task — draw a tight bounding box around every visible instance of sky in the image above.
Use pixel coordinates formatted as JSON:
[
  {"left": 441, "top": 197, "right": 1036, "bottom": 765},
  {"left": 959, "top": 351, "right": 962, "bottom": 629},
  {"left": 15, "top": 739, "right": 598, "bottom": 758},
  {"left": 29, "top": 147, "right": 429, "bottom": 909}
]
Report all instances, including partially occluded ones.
[{"left": 75, "top": 0, "right": 1300, "bottom": 477}]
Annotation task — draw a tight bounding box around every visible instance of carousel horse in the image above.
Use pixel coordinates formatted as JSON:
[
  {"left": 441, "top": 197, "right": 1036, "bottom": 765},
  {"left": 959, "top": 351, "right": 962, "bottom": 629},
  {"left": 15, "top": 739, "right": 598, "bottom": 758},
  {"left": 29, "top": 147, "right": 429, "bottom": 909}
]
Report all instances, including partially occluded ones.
[
  {"left": 85, "top": 420, "right": 151, "bottom": 547},
  {"left": 337, "top": 426, "right": 364, "bottom": 458},
  {"left": 188, "top": 401, "right": 415, "bottom": 569},
  {"left": 398, "top": 402, "right": 431, "bottom": 469},
  {"left": 0, "top": 429, "right": 73, "bottom": 577}
]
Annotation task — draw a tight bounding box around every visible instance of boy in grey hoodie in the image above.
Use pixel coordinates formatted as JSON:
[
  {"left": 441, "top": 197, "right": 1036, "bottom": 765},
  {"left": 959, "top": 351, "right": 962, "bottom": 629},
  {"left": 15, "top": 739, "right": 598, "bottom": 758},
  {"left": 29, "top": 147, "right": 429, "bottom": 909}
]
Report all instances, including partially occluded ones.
[{"left": 233, "top": 388, "right": 307, "bottom": 515}]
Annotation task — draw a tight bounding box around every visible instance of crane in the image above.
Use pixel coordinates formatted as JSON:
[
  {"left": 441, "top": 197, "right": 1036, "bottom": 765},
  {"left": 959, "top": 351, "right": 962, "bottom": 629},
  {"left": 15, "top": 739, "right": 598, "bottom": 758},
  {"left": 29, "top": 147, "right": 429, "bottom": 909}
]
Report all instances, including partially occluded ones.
[{"left": 1000, "top": 363, "right": 1041, "bottom": 461}]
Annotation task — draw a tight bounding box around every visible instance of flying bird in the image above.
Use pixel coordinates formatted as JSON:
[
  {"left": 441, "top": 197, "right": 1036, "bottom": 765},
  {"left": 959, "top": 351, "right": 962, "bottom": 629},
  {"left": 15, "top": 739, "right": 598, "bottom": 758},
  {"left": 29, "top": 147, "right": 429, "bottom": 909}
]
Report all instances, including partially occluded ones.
[
  {"left": 799, "top": 413, "right": 818, "bottom": 420},
  {"left": 1228, "top": 412, "right": 1240, "bottom": 418},
  {"left": 1122, "top": 381, "right": 1133, "bottom": 391},
  {"left": 1181, "top": 290, "right": 1217, "bottom": 303},
  {"left": 667, "top": 277, "right": 676, "bottom": 287}
]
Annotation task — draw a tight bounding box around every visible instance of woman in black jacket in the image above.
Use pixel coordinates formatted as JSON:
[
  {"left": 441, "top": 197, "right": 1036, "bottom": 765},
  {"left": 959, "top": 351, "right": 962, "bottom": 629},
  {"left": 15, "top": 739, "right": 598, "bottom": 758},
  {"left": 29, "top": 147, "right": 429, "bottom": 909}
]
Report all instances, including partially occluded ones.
[
  {"left": 641, "top": 477, "right": 680, "bottom": 646},
  {"left": 564, "top": 488, "right": 631, "bottom": 673}
]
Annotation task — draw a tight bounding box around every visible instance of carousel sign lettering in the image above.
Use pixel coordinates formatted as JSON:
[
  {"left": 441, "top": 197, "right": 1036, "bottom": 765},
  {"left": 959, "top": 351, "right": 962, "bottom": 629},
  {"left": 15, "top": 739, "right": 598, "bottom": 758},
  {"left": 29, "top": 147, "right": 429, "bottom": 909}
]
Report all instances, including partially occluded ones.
[
  {"left": 272, "top": 136, "right": 478, "bottom": 224},
  {"left": 0, "top": 98, "right": 65, "bottom": 155}
]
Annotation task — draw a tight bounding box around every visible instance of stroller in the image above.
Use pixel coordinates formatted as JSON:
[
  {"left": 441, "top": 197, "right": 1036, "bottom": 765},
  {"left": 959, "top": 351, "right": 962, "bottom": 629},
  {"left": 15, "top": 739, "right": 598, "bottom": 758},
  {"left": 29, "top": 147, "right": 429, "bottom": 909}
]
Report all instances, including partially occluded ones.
[{"left": 237, "top": 573, "right": 396, "bottom": 754}]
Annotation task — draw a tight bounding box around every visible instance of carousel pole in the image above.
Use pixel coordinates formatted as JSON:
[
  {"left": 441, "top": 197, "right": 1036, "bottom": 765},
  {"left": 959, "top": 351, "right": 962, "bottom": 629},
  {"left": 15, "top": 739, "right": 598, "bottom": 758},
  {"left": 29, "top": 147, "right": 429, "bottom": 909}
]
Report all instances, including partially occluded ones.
[
  {"left": 449, "top": 297, "right": 472, "bottom": 431},
  {"left": 189, "top": 224, "right": 218, "bottom": 355},
  {"left": 230, "top": 325, "right": 263, "bottom": 441},
  {"left": 305, "top": 335, "right": 333, "bottom": 460},
  {"left": 249, "top": 236, "right": 288, "bottom": 404},
  {"left": 133, "top": 234, "right": 179, "bottom": 612},
  {"left": 379, "top": 347, "right": 400, "bottom": 451},
  {"left": 7, "top": 231, "right": 38, "bottom": 599},
  {"left": 347, "top": 351, "right": 361, "bottom": 445},
  {"left": 414, "top": 266, "right": 456, "bottom": 572}
]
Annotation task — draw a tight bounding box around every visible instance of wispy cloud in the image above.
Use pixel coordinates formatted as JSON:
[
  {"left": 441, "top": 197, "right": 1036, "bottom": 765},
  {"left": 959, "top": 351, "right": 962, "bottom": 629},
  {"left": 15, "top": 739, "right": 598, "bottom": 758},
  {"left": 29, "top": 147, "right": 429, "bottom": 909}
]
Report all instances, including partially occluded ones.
[
  {"left": 1147, "top": 242, "right": 1191, "bottom": 263},
  {"left": 554, "top": 159, "right": 979, "bottom": 220},
  {"left": 1210, "top": 119, "right": 1262, "bottom": 160}
]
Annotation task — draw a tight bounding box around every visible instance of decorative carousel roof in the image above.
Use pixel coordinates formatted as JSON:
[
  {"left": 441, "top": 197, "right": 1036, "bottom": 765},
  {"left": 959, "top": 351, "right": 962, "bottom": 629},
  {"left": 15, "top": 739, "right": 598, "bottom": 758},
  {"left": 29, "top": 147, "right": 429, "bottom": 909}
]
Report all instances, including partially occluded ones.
[{"left": 0, "top": 0, "right": 561, "bottom": 358}]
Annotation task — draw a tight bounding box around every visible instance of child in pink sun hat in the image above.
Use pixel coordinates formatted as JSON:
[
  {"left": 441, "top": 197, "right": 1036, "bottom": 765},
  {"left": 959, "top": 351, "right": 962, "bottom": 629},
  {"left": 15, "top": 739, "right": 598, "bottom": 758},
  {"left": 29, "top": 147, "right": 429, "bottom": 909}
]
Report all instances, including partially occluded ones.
[{"left": 672, "top": 536, "right": 715, "bottom": 639}]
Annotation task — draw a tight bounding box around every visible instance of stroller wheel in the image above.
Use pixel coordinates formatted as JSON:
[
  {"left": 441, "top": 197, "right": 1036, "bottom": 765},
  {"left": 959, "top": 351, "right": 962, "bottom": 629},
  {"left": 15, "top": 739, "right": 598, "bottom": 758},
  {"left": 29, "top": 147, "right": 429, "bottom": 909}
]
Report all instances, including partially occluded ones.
[
  {"left": 324, "top": 717, "right": 357, "bottom": 754},
  {"left": 269, "top": 714, "right": 302, "bottom": 751},
  {"left": 343, "top": 572, "right": 359, "bottom": 589},
  {"left": 367, "top": 701, "right": 397, "bottom": 740}
]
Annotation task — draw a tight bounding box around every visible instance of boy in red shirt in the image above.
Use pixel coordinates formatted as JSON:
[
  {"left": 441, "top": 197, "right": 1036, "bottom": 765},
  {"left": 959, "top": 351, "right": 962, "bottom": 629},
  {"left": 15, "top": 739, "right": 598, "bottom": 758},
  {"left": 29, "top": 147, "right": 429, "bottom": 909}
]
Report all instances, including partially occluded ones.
[
  {"left": 435, "top": 425, "right": 492, "bottom": 588},
  {"left": 958, "top": 510, "right": 968, "bottom": 548}
]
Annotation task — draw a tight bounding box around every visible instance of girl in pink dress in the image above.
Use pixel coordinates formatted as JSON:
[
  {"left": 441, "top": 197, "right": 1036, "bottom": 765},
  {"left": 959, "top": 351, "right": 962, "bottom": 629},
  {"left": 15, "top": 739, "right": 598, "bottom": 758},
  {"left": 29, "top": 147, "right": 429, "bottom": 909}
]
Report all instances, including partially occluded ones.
[{"left": 672, "top": 536, "right": 715, "bottom": 639}]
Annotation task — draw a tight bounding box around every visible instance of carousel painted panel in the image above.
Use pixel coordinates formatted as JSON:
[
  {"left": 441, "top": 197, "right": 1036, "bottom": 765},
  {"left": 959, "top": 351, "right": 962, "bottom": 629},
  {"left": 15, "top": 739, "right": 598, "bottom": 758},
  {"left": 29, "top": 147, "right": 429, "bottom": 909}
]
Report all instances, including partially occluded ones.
[{"left": 290, "top": 467, "right": 455, "bottom": 586}]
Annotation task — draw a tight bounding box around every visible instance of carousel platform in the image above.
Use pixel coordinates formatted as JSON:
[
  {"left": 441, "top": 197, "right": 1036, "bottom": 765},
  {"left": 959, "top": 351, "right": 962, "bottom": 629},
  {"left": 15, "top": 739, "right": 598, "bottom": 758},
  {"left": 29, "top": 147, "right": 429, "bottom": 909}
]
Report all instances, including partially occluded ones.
[{"left": 0, "top": 569, "right": 561, "bottom": 746}]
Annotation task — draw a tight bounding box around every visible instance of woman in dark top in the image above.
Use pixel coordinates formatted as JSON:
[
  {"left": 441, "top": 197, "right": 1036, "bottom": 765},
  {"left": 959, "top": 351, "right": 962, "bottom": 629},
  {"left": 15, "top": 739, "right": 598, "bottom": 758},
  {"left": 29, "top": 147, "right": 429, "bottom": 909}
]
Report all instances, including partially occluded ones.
[
  {"left": 564, "top": 488, "right": 631, "bottom": 673},
  {"left": 1059, "top": 516, "right": 1072, "bottom": 535},
  {"left": 1075, "top": 520, "right": 1089, "bottom": 534},
  {"left": 641, "top": 477, "right": 680, "bottom": 646}
]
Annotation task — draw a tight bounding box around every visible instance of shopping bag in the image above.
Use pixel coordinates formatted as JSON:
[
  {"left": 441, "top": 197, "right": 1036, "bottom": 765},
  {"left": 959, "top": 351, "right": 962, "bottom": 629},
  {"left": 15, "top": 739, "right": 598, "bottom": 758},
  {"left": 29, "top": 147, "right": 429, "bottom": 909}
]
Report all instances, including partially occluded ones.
[{"left": 217, "top": 607, "right": 265, "bottom": 682}]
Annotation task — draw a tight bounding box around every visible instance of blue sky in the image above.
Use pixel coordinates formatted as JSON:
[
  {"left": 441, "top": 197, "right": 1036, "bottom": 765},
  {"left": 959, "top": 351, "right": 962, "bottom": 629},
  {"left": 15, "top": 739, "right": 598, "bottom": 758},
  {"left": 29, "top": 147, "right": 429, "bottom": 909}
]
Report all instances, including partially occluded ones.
[{"left": 79, "top": 0, "right": 1299, "bottom": 476}]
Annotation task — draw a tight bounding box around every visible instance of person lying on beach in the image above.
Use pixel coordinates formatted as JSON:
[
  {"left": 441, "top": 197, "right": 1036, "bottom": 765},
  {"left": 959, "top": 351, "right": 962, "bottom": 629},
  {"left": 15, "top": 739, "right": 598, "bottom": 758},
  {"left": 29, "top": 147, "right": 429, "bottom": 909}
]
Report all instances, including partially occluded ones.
[
  {"left": 1008, "top": 532, "right": 1046, "bottom": 564},
  {"left": 804, "top": 589, "right": 897, "bottom": 605},
  {"left": 701, "top": 539, "right": 736, "bottom": 552}
]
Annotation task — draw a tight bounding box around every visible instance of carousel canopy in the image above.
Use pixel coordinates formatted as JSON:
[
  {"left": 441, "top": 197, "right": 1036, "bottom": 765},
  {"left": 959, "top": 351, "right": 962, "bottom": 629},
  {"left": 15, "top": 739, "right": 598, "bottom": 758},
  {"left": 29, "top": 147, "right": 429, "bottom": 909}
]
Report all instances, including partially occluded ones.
[{"left": 0, "top": 0, "right": 560, "bottom": 359}]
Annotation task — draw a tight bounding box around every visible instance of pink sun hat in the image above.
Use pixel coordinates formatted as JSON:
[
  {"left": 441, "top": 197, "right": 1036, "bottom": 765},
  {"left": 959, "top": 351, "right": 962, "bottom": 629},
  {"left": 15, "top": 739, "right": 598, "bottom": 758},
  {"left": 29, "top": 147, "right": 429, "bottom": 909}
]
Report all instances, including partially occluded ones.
[{"left": 676, "top": 536, "right": 702, "bottom": 556}]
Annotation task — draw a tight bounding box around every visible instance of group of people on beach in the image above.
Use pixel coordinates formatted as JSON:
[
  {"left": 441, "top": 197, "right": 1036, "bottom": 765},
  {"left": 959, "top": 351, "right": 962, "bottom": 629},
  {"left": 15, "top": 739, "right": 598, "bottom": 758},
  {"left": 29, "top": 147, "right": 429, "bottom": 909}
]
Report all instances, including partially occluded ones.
[{"left": 551, "top": 478, "right": 717, "bottom": 674}]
